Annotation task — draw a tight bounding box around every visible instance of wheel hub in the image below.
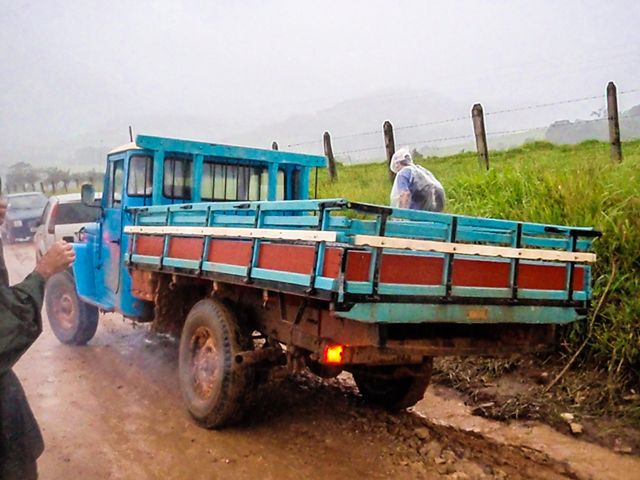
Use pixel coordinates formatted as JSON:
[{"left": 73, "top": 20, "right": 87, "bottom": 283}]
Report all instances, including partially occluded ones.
[
  {"left": 190, "top": 326, "right": 220, "bottom": 399},
  {"left": 54, "top": 292, "right": 75, "bottom": 330}
]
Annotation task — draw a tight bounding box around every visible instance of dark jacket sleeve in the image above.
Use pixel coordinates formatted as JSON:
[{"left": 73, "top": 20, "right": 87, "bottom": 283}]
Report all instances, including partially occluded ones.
[{"left": 0, "top": 272, "right": 46, "bottom": 376}]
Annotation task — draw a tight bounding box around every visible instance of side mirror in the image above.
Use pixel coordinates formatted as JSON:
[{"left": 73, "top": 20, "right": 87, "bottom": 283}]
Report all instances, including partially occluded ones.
[{"left": 81, "top": 184, "right": 96, "bottom": 206}]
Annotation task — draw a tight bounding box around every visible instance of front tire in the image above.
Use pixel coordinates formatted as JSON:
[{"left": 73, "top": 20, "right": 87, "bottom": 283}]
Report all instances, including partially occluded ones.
[
  {"left": 352, "top": 358, "right": 433, "bottom": 411},
  {"left": 45, "top": 271, "right": 99, "bottom": 345},
  {"left": 178, "top": 298, "right": 253, "bottom": 429}
]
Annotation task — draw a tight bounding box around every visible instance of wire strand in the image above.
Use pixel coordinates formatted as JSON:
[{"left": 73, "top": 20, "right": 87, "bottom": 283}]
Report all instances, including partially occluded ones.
[{"left": 287, "top": 88, "right": 640, "bottom": 151}]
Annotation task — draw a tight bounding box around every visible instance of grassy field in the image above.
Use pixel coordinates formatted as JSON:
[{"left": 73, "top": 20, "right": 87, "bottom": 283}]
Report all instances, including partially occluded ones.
[{"left": 317, "top": 140, "right": 640, "bottom": 386}]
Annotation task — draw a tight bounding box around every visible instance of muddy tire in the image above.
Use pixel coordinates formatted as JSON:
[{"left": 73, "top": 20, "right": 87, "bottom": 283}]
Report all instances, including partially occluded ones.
[
  {"left": 178, "top": 298, "right": 253, "bottom": 429},
  {"left": 353, "top": 358, "right": 433, "bottom": 411},
  {"left": 45, "top": 271, "right": 99, "bottom": 345}
]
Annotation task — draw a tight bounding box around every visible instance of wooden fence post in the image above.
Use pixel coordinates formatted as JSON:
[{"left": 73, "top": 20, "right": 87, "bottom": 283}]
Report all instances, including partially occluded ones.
[
  {"left": 472, "top": 104, "right": 489, "bottom": 170},
  {"left": 40, "top": 182, "right": 45, "bottom": 193},
  {"left": 323, "top": 131, "right": 338, "bottom": 182},
  {"left": 271, "top": 141, "right": 278, "bottom": 151},
  {"left": 383, "top": 120, "right": 396, "bottom": 183},
  {"left": 607, "top": 81, "right": 622, "bottom": 162}
]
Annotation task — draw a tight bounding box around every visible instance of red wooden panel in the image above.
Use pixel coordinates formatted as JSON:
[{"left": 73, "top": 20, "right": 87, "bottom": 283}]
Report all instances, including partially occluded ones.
[
  {"left": 135, "top": 235, "right": 164, "bottom": 256},
  {"left": 345, "top": 251, "right": 371, "bottom": 282},
  {"left": 258, "top": 243, "right": 315, "bottom": 274},
  {"left": 519, "top": 264, "right": 585, "bottom": 291},
  {"left": 207, "top": 239, "right": 252, "bottom": 265},
  {"left": 379, "top": 254, "right": 444, "bottom": 285},
  {"left": 452, "top": 259, "right": 510, "bottom": 288},
  {"left": 322, "top": 248, "right": 343, "bottom": 278},
  {"left": 168, "top": 237, "right": 204, "bottom": 260}
]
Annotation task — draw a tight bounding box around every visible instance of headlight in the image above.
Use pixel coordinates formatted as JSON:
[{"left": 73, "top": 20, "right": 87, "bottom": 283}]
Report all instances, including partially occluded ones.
[{"left": 13, "top": 220, "right": 23, "bottom": 227}]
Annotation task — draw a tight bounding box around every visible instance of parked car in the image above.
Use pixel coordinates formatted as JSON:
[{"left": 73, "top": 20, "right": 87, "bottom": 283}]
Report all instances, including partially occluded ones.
[
  {"left": 34, "top": 192, "right": 101, "bottom": 260},
  {"left": 1, "top": 192, "right": 48, "bottom": 243}
]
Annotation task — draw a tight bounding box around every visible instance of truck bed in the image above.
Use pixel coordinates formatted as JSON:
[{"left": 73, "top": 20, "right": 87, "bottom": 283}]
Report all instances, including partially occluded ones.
[{"left": 123, "top": 198, "right": 598, "bottom": 327}]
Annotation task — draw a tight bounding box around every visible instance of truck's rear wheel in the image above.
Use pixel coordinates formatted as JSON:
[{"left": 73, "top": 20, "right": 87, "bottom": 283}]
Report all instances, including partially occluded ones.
[
  {"left": 45, "top": 271, "right": 99, "bottom": 345},
  {"left": 178, "top": 298, "right": 253, "bottom": 429},
  {"left": 352, "top": 358, "right": 433, "bottom": 411}
]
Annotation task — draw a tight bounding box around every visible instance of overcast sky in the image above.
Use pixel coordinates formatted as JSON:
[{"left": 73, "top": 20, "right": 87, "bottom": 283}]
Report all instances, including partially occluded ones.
[{"left": 1, "top": 0, "right": 639, "bottom": 156}]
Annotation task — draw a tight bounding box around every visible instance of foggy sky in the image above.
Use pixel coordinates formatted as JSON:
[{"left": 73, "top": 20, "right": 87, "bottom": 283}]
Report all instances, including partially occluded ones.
[{"left": 1, "top": 0, "right": 639, "bottom": 161}]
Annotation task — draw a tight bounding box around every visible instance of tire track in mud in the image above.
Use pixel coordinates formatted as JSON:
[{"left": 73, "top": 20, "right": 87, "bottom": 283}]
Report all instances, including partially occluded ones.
[{"left": 281, "top": 374, "right": 580, "bottom": 480}]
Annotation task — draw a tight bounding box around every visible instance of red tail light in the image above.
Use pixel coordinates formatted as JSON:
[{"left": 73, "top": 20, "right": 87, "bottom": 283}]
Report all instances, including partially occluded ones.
[
  {"left": 322, "top": 344, "right": 345, "bottom": 365},
  {"left": 47, "top": 203, "right": 58, "bottom": 234}
]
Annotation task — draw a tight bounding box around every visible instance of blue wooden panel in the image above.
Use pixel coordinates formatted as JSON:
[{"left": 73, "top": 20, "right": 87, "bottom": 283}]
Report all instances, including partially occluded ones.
[
  {"left": 385, "top": 221, "right": 450, "bottom": 241},
  {"left": 164, "top": 258, "right": 200, "bottom": 270},
  {"left": 201, "top": 261, "right": 247, "bottom": 276},
  {"left": 456, "top": 228, "right": 512, "bottom": 244},
  {"left": 519, "top": 289, "right": 574, "bottom": 300},
  {"left": 345, "top": 281, "right": 372, "bottom": 294},
  {"left": 211, "top": 214, "right": 255, "bottom": 225},
  {"left": 252, "top": 268, "right": 311, "bottom": 287},
  {"left": 378, "top": 284, "right": 446, "bottom": 296},
  {"left": 314, "top": 276, "right": 337, "bottom": 291},
  {"left": 451, "top": 287, "right": 512, "bottom": 298},
  {"left": 338, "top": 303, "right": 583, "bottom": 325},
  {"left": 263, "top": 216, "right": 318, "bottom": 227},
  {"left": 131, "top": 254, "right": 162, "bottom": 266}
]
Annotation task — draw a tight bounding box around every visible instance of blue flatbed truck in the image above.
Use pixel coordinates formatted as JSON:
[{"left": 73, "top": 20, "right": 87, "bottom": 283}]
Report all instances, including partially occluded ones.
[{"left": 44, "top": 135, "right": 599, "bottom": 428}]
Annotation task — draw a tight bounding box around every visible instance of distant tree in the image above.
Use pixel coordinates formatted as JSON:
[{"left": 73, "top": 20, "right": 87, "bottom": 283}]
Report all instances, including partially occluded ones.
[
  {"left": 77, "top": 168, "right": 101, "bottom": 184},
  {"left": 45, "top": 167, "right": 71, "bottom": 187},
  {"left": 6, "top": 162, "right": 41, "bottom": 187}
]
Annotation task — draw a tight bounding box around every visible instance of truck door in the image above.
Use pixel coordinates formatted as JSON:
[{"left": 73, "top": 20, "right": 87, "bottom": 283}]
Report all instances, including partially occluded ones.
[{"left": 102, "top": 159, "right": 124, "bottom": 295}]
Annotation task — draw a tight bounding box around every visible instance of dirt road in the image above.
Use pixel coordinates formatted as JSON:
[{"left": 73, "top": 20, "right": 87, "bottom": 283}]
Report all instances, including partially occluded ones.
[{"left": 6, "top": 243, "right": 639, "bottom": 480}]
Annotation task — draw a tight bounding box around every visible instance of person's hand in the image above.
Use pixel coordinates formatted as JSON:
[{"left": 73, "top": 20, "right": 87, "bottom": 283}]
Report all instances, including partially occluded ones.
[
  {"left": 398, "top": 191, "right": 411, "bottom": 209},
  {"left": 35, "top": 241, "right": 75, "bottom": 280},
  {"left": 0, "top": 199, "right": 7, "bottom": 226}
]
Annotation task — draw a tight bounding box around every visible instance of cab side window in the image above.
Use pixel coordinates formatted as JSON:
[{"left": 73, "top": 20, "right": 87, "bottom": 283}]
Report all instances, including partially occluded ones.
[
  {"left": 201, "top": 161, "right": 264, "bottom": 201},
  {"left": 163, "top": 157, "right": 192, "bottom": 199},
  {"left": 108, "top": 160, "right": 124, "bottom": 208},
  {"left": 128, "top": 156, "right": 153, "bottom": 196}
]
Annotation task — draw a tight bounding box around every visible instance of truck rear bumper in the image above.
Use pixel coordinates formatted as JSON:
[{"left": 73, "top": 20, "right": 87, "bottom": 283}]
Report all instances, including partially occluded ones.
[
  {"left": 336, "top": 302, "right": 585, "bottom": 325},
  {"left": 326, "top": 323, "right": 557, "bottom": 365}
]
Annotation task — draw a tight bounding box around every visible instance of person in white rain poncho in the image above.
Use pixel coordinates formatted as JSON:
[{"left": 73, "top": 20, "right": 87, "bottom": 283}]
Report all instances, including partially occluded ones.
[{"left": 389, "top": 148, "right": 445, "bottom": 212}]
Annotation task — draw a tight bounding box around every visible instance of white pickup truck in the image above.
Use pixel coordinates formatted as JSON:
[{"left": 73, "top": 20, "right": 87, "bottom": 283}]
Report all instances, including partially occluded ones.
[{"left": 34, "top": 192, "right": 101, "bottom": 260}]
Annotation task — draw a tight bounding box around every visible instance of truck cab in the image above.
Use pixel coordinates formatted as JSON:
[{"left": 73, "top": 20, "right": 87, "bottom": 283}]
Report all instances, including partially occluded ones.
[{"left": 72, "top": 135, "right": 325, "bottom": 319}]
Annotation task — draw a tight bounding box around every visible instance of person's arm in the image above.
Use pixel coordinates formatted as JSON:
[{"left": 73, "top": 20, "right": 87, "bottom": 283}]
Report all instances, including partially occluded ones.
[
  {"left": 394, "top": 168, "right": 412, "bottom": 209},
  {"left": 0, "top": 241, "right": 75, "bottom": 375},
  {"left": 0, "top": 272, "right": 46, "bottom": 375}
]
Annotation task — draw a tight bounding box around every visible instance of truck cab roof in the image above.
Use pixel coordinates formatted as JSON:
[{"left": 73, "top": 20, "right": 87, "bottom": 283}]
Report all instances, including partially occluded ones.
[{"left": 108, "top": 135, "right": 326, "bottom": 168}]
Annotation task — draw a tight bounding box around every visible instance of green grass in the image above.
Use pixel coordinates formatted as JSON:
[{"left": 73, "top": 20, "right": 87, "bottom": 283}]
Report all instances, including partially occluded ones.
[{"left": 317, "top": 140, "right": 640, "bottom": 384}]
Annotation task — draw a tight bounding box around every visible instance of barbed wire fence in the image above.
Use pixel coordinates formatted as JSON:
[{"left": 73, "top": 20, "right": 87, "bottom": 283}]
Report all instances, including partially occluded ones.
[{"left": 281, "top": 81, "right": 640, "bottom": 182}]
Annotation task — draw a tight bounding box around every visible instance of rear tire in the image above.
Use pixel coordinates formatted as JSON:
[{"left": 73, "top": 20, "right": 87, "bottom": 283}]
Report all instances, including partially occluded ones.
[
  {"left": 178, "top": 298, "right": 254, "bottom": 429},
  {"left": 45, "top": 271, "right": 99, "bottom": 345},
  {"left": 353, "top": 358, "right": 433, "bottom": 411}
]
